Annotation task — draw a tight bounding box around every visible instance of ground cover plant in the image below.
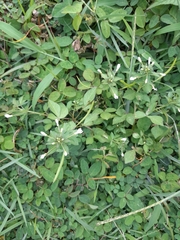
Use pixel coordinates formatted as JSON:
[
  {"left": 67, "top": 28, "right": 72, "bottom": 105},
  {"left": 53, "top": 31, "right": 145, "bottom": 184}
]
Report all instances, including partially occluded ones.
[{"left": 0, "top": 0, "right": 180, "bottom": 239}]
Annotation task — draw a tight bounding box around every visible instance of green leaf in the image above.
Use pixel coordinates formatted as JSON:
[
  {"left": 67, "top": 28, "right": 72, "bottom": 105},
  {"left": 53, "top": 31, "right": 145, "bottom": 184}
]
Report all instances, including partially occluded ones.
[
  {"left": 154, "top": 23, "right": 180, "bottom": 36},
  {"left": 109, "top": 9, "right": 126, "bottom": 23},
  {"left": 135, "top": 7, "right": 146, "bottom": 28},
  {"left": 137, "top": 117, "right": 151, "bottom": 131},
  {"left": 32, "top": 65, "right": 62, "bottom": 110},
  {"left": 83, "top": 69, "right": 95, "bottom": 81},
  {"left": 56, "top": 36, "right": 73, "bottom": 47},
  {"left": 61, "top": 2, "right": 83, "bottom": 14},
  {"left": 135, "top": 111, "right": 146, "bottom": 119},
  {"left": 84, "top": 87, "right": 96, "bottom": 105},
  {"left": 89, "top": 161, "right": 102, "bottom": 177},
  {"left": 80, "top": 159, "right": 89, "bottom": 174},
  {"left": 60, "top": 60, "right": 73, "bottom": 69},
  {"left": 79, "top": 194, "right": 90, "bottom": 204},
  {"left": 0, "top": 21, "right": 45, "bottom": 53},
  {"left": 73, "top": 14, "right": 82, "bottom": 31},
  {"left": 124, "top": 150, "right": 136, "bottom": 164},
  {"left": 101, "top": 20, "right": 111, "bottom": 38},
  {"left": 148, "top": 0, "right": 180, "bottom": 9},
  {"left": 145, "top": 206, "right": 161, "bottom": 232},
  {"left": 52, "top": 2, "right": 67, "bottom": 18},
  {"left": 148, "top": 116, "right": 164, "bottom": 126},
  {"left": 63, "top": 86, "right": 76, "bottom": 97},
  {"left": 48, "top": 100, "right": 68, "bottom": 119},
  {"left": 123, "top": 89, "right": 136, "bottom": 100},
  {"left": 38, "top": 166, "right": 55, "bottom": 183},
  {"left": 126, "top": 113, "right": 135, "bottom": 125},
  {"left": 65, "top": 208, "right": 94, "bottom": 231},
  {"left": 125, "top": 216, "right": 134, "bottom": 226},
  {"left": 100, "top": 112, "right": 112, "bottom": 120}
]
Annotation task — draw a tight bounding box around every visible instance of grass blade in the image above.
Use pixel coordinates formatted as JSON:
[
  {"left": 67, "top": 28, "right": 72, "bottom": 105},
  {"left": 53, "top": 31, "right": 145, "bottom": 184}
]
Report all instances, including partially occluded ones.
[{"left": 32, "top": 64, "right": 62, "bottom": 109}]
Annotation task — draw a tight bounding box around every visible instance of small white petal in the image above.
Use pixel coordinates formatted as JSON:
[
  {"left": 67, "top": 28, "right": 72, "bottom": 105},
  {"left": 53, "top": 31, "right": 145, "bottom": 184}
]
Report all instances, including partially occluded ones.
[
  {"left": 130, "top": 76, "right": 137, "bottom": 81},
  {"left": 115, "top": 64, "right": 121, "bottom": 73},
  {"left": 64, "top": 151, "right": 68, "bottom": 156},
  {"left": 55, "top": 119, "right": 59, "bottom": 127},
  {"left": 160, "top": 73, "right": 166, "bottom": 76},
  {"left": 137, "top": 57, "right": 142, "bottom": 63},
  {"left": 5, "top": 114, "right": 13, "bottom": 118},
  {"left": 40, "top": 131, "right": 47, "bottom": 136},
  {"left": 40, "top": 153, "right": 47, "bottom": 159},
  {"left": 152, "top": 84, "right": 157, "bottom": 91},
  {"left": 121, "top": 138, "right": 127, "bottom": 142},
  {"left": 145, "top": 78, "right": 148, "bottom": 83},
  {"left": 114, "top": 93, "right": 118, "bottom": 99},
  {"left": 148, "top": 57, "right": 151, "bottom": 65},
  {"left": 98, "top": 69, "right": 102, "bottom": 74},
  {"left": 75, "top": 128, "right": 83, "bottom": 135}
]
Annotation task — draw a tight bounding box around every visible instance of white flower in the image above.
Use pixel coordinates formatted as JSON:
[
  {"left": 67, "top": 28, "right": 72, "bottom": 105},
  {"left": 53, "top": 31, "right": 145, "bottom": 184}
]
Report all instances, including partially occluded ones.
[
  {"left": 159, "top": 73, "right": 166, "bottom": 77},
  {"left": 137, "top": 57, "right": 142, "bottom": 63},
  {"left": 55, "top": 119, "right": 59, "bottom": 127},
  {"left": 130, "top": 76, "right": 137, "bottom": 81},
  {"left": 121, "top": 138, "right": 127, "bottom": 142},
  {"left": 64, "top": 151, "right": 68, "bottom": 156},
  {"left": 114, "top": 93, "right": 118, "bottom": 99},
  {"left": 97, "top": 69, "right": 102, "bottom": 74},
  {"left": 74, "top": 128, "right": 83, "bottom": 135},
  {"left": 5, "top": 114, "right": 13, "bottom": 118},
  {"left": 115, "top": 64, "right": 121, "bottom": 73},
  {"left": 40, "top": 131, "right": 47, "bottom": 136},
  {"left": 152, "top": 84, "right": 157, "bottom": 91},
  {"left": 145, "top": 78, "right": 148, "bottom": 84},
  {"left": 40, "top": 153, "right": 47, "bottom": 159}
]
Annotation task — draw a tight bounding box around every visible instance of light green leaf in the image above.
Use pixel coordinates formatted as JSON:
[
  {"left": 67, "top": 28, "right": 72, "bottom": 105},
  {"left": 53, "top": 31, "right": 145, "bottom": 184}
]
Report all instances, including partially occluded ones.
[
  {"left": 109, "top": 9, "right": 126, "bottom": 23},
  {"left": 154, "top": 23, "right": 180, "bottom": 36},
  {"left": 60, "top": 60, "right": 73, "bottom": 69},
  {"left": 55, "top": 36, "right": 73, "bottom": 47},
  {"left": 73, "top": 14, "right": 82, "bottom": 31},
  {"left": 48, "top": 100, "right": 68, "bottom": 119},
  {"left": 83, "top": 69, "right": 95, "bottom": 81},
  {"left": 126, "top": 113, "right": 135, "bottom": 125},
  {"left": 148, "top": 116, "right": 164, "bottom": 126},
  {"left": 135, "top": 7, "right": 146, "bottom": 28},
  {"left": 84, "top": 87, "right": 96, "bottom": 105},
  {"left": 124, "top": 150, "right": 136, "bottom": 164},
  {"left": 101, "top": 20, "right": 111, "bottom": 38},
  {"left": 135, "top": 111, "right": 146, "bottom": 119},
  {"left": 61, "top": 2, "right": 83, "bottom": 14},
  {"left": 148, "top": 0, "right": 180, "bottom": 9}
]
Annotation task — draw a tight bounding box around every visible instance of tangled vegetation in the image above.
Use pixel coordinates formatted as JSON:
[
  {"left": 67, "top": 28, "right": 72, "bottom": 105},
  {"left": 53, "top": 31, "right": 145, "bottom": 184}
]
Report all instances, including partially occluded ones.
[{"left": 0, "top": 0, "right": 180, "bottom": 239}]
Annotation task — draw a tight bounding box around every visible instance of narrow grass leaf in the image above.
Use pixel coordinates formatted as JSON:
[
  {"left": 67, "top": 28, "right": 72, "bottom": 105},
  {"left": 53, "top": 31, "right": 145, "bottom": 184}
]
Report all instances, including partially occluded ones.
[
  {"left": 32, "top": 65, "right": 62, "bottom": 109},
  {"left": 148, "top": 0, "right": 179, "bottom": 9},
  {"left": 111, "top": 34, "right": 128, "bottom": 68},
  {"left": 154, "top": 23, "right": 180, "bottom": 36},
  {"left": 0, "top": 200, "right": 14, "bottom": 216},
  {"left": 0, "top": 21, "right": 45, "bottom": 53},
  {"left": 0, "top": 199, "right": 16, "bottom": 233},
  {"left": 0, "top": 157, "right": 23, "bottom": 171},
  {"left": 65, "top": 208, "right": 94, "bottom": 231}
]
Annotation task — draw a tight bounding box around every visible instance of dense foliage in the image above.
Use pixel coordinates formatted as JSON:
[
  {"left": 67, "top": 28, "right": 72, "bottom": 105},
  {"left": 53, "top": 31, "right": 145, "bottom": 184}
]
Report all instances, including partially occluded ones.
[{"left": 0, "top": 0, "right": 180, "bottom": 239}]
